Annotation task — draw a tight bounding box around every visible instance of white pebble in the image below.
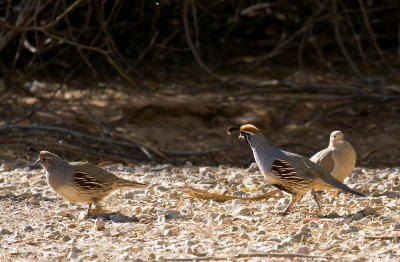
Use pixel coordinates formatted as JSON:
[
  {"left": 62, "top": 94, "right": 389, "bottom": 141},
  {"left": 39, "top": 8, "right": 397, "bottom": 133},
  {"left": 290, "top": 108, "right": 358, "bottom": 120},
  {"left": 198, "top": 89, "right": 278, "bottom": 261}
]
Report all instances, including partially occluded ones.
[{"left": 95, "top": 219, "right": 106, "bottom": 230}]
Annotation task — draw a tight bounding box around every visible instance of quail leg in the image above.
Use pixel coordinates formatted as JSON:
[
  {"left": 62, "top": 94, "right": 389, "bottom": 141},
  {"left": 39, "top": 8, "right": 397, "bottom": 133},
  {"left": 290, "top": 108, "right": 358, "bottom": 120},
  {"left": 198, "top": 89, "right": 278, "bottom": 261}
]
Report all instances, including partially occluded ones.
[
  {"left": 311, "top": 189, "right": 322, "bottom": 214},
  {"left": 282, "top": 194, "right": 302, "bottom": 216},
  {"left": 87, "top": 203, "right": 92, "bottom": 217}
]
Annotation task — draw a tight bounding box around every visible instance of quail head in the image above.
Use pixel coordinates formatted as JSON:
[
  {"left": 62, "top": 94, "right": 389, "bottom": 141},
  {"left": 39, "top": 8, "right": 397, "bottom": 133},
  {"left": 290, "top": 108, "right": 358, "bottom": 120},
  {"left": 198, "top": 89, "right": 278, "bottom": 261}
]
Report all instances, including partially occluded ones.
[
  {"left": 228, "top": 124, "right": 363, "bottom": 215},
  {"left": 31, "top": 148, "right": 147, "bottom": 216},
  {"left": 310, "top": 130, "right": 356, "bottom": 183}
]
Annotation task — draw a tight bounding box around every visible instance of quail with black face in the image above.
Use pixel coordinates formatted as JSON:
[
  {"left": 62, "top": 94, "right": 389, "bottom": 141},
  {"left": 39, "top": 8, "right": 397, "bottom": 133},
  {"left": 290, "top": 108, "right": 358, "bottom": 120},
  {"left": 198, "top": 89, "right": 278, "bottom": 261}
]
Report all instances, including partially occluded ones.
[{"left": 228, "top": 124, "right": 363, "bottom": 215}]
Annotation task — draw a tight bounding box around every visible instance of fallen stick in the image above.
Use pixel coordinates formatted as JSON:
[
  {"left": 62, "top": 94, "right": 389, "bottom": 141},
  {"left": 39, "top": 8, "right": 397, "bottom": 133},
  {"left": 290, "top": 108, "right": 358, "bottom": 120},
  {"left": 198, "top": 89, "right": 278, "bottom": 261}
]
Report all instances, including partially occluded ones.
[
  {"left": 365, "top": 236, "right": 400, "bottom": 241},
  {"left": 162, "top": 252, "right": 332, "bottom": 261}
]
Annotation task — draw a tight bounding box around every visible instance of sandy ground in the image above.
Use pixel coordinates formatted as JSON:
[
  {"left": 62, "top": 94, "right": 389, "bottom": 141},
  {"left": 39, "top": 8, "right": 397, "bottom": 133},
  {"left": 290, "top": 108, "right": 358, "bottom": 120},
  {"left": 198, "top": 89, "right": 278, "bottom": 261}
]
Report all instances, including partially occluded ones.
[{"left": 1, "top": 162, "right": 399, "bottom": 261}]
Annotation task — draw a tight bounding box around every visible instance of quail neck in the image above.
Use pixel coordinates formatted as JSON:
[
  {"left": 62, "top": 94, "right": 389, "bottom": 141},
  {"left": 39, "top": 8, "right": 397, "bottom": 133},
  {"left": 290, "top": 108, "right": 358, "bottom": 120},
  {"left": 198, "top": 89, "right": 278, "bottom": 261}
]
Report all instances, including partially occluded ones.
[
  {"left": 243, "top": 132, "right": 273, "bottom": 152},
  {"left": 243, "top": 132, "right": 278, "bottom": 181}
]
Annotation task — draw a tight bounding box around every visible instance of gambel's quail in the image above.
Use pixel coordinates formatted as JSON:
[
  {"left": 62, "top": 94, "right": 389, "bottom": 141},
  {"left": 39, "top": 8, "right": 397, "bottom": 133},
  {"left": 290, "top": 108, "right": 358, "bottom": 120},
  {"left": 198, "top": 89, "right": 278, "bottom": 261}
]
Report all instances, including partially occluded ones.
[
  {"left": 227, "top": 124, "right": 363, "bottom": 215},
  {"left": 31, "top": 148, "right": 147, "bottom": 216},
  {"left": 310, "top": 131, "right": 356, "bottom": 183}
]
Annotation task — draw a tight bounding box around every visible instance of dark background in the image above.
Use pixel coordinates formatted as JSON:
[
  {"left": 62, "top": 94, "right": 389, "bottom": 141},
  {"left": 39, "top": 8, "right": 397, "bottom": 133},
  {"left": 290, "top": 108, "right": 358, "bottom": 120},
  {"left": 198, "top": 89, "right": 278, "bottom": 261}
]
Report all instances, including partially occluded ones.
[{"left": 1, "top": 0, "right": 399, "bottom": 167}]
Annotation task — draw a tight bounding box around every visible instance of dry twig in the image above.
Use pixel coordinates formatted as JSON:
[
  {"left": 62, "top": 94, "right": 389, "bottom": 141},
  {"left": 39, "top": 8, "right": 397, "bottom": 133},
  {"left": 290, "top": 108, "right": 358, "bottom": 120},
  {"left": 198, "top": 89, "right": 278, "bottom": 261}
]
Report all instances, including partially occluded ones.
[{"left": 163, "top": 252, "right": 332, "bottom": 261}]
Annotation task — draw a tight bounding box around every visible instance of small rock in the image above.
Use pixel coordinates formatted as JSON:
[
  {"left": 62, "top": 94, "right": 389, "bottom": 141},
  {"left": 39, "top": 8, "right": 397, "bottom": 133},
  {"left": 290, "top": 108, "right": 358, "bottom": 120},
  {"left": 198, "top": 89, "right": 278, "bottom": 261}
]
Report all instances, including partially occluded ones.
[
  {"left": 199, "top": 167, "right": 213, "bottom": 176},
  {"left": 95, "top": 218, "right": 106, "bottom": 230},
  {"left": 377, "top": 172, "right": 389, "bottom": 179},
  {"left": 291, "top": 232, "right": 310, "bottom": 242},
  {"left": 228, "top": 226, "right": 239, "bottom": 232},
  {"left": 370, "top": 198, "right": 382, "bottom": 204},
  {"left": 68, "top": 240, "right": 81, "bottom": 255},
  {"left": 351, "top": 211, "right": 364, "bottom": 221},
  {"left": 275, "top": 198, "right": 290, "bottom": 211},
  {"left": 168, "top": 191, "right": 181, "bottom": 199},
  {"left": 0, "top": 227, "right": 12, "bottom": 235},
  {"left": 296, "top": 246, "right": 310, "bottom": 255},
  {"left": 321, "top": 222, "right": 330, "bottom": 230},
  {"left": 240, "top": 224, "right": 248, "bottom": 230},
  {"left": 205, "top": 173, "right": 216, "bottom": 180},
  {"left": 147, "top": 207, "right": 156, "bottom": 213},
  {"left": 326, "top": 211, "right": 340, "bottom": 218},
  {"left": 45, "top": 230, "right": 61, "bottom": 239},
  {"left": 19, "top": 192, "right": 33, "bottom": 199},
  {"left": 267, "top": 237, "right": 281, "bottom": 242},
  {"left": 246, "top": 162, "right": 259, "bottom": 173},
  {"left": 118, "top": 252, "right": 130, "bottom": 260},
  {"left": 186, "top": 246, "right": 194, "bottom": 255},
  {"left": 164, "top": 210, "right": 181, "bottom": 219},
  {"left": 158, "top": 215, "right": 166, "bottom": 224},
  {"left": 209, "top": 212, "right": 219, "bottom": 219},
  {"left": 362, "top": 207, "right": 378, "bottom": 216},
  {"left": 110, "top": 212, "right": 138, "bottom": 223},
  {"left": 55, "top": 211, "right": 68, "bottom": 217},
  {"left": 341, "top": 225, "right": 359, "bottom": 234},
  {"left": 68, "top": 250, "right": 79, "bottom": 260},
  {"left": 232, "top": 190, "right": 246, "bottom": 197},
  {"left": 122, "top": 191, "right": 136, "bottom": 199},
  {"left": 239, "top": 232, "right": 249, "bottom": 239},
  {"left": 186, "top": 240, "right": 196, "bottom": 246},
  {"left": 308, "top": 221, "right": 319, "bottom": 228},
  {"left": 151, "top": 164, "right": 172, "bottom": 172},
  {"left": 155, "top": 185, "right": 170, "bottom": 192},
  {"left": 391, "top": 185, "right": 400, "bottom": 191},
  {"left": 215, "top": 214, "right": 227, "bottom": 221},
  {"left": 350, "top": 172, "right": 359, "bottom": 180},
  {"left": 298, "top": 225, "right": 310, "bottom": 233},
  {"left": 336, "top": 218, "right": 351, "bottom": 225},
  {"left": 132, "top": 206, "right": 142, "bottom": 215},
  {"left": 23, "top": 226, "right": 34, "bottom": 232},
  {"left": 388, "top": 173, "right": 399, "bottom": 184},
  {"left": 232, "top": 199, "right": 246, "bottom": 205},
  {"left": 232, "top": 207, "right": 251, "bottom": 216},
  {"left": 163, "top": 229, "right": 172, "bottom": 236},
  {"left": 62, "top": 235, "right": 71, "bottom": 242},
  {"left": 394, "top": 223, "right": 400, "bottom": 230},
  {"left": 219, "top": 218, "right": 233, "bottom": 226},
  {"left": 277, "top": 238, "right": 292, "bottom": 249},
  {"left": 162, "top": 224, "right": 172, "bottom": 230},
  {"left": 258, "top": 230, "right": 266, "bottom": 235},
  {"left": 78, "top": 211, "right": 87, "bottom": 220}
]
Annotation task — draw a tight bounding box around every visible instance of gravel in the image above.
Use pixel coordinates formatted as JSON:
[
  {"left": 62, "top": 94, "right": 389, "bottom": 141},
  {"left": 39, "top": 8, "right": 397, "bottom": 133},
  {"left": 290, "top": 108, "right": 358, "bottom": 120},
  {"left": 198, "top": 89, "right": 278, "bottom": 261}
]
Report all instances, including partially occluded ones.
[{"left": 1, "top": 165, "right": 400, "bottom": 260}]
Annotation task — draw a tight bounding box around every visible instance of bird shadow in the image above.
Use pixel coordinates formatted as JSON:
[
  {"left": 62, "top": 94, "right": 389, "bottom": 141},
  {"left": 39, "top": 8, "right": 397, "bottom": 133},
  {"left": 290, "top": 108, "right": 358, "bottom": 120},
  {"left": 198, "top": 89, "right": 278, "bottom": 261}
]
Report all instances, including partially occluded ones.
[
  {"left": 311, "top": 207, "right": 380, "bottom": 220},
  {"left": 88, "top": 210, "right": 139, "bottom": 223}
]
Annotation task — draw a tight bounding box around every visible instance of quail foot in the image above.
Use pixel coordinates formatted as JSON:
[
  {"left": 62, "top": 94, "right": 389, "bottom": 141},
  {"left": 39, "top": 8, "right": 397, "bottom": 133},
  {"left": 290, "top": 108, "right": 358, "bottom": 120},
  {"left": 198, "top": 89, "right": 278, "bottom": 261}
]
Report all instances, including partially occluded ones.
[
  {"left": 228, "top": 124, "right": 363, "bottom": 215},
  {"left": 30, "top": 148, "right": 147, "bottom": 216}
]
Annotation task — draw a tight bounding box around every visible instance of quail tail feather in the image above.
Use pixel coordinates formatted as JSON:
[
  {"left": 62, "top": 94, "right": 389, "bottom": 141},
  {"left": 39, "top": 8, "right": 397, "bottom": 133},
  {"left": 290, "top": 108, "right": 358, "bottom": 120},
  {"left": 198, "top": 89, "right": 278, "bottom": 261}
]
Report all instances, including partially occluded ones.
[
  {"left": 114, "top": 179, "right": 147, "bottom": 189},
  {"left": 320, "top": 175, "right": 364, "bottom": 196}
]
